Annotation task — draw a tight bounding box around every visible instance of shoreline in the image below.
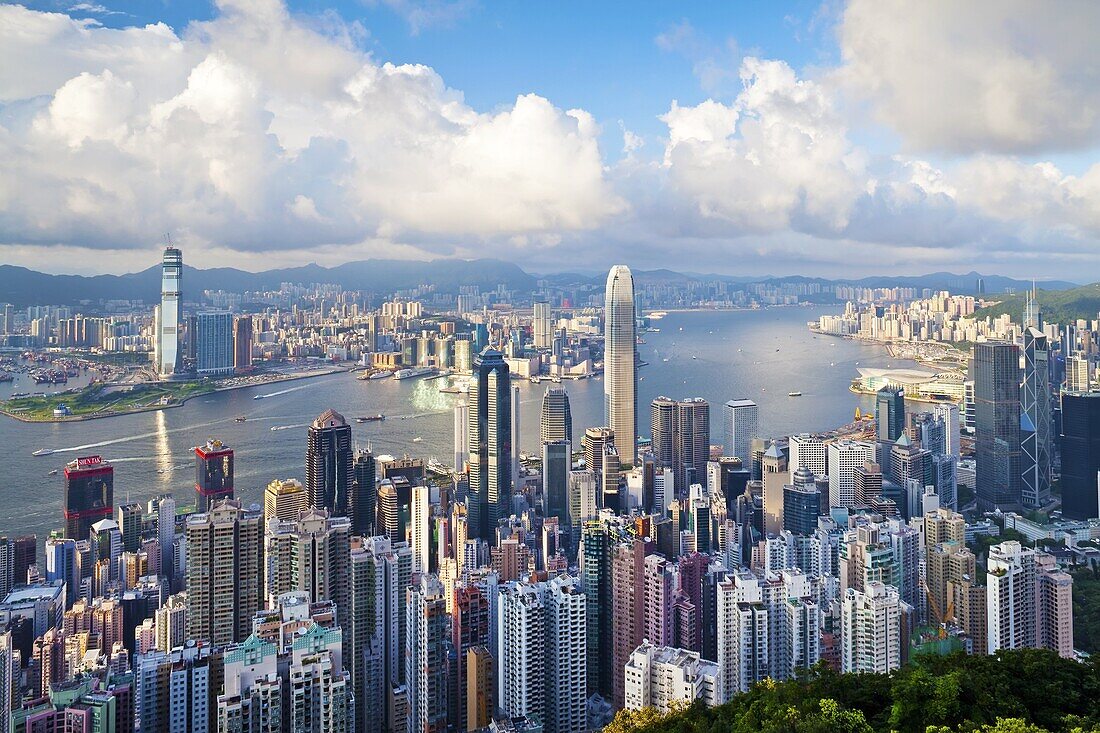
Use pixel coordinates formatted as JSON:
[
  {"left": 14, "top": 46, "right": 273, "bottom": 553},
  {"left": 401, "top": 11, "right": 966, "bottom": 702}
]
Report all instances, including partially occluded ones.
[
  {"left": 809, "top": 327, "right": 968, "bottom": 375},
  {"left": 648, "top": 302, "right": 831, "bottom": 315},
  {"left": 0, "top": 366, "right": 350, "bottom": 424}
]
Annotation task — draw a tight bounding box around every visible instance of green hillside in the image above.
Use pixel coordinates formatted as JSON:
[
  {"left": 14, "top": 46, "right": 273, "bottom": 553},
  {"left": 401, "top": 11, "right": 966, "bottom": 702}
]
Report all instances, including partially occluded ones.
[
  {"left": 606, "top": 649, "right": 1100, "bottom": 733},
  {"left": 974, "top": 283, "right": 1100, "bottom": 325}
]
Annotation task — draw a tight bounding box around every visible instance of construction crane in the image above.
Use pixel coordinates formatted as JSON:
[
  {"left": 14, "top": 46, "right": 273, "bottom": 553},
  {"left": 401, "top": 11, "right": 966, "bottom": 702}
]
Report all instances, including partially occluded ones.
[{"left": 922, "top": 580, "right": 955, "bottom": 640}]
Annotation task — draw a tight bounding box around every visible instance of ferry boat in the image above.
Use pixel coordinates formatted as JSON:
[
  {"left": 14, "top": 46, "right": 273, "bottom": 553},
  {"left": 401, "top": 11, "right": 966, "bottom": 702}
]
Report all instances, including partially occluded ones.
[
  {"left": 355, "top": 414, "right": 385, "bottom": 423},
  {"left": 32, "top": 448, "right": 54, "bottom": 457},
  {"left": 234, "top": 416, "right": 247, "bottom": 422},
  {"left": 393, "top": 367, "right": 434, "bottom": 381},
  {"left": 363, "top": 370, "right": 394, "bottom": 381},
  {"left": 788, "top": 391, "right": 803, "bottom": 397}
]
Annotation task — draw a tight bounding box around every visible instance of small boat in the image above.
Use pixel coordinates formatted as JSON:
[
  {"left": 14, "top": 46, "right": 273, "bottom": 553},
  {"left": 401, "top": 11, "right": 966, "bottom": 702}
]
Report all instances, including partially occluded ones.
[
  {"left": 662, "top": 358, "right": 670, "bottom": 362},
  {"left": 692, "top": 355, "right": 697, "bottom": 360},
  {"left": 413, "top": 437, "right": 423, "bottom": 442},
  {"left": 355, "top": 414, "right": 385, "bottom": 423},
  {"left": 32, "top": 448, "right": 53, "bottom": 457},
  {"left": 47, "top": 469, "right": 58, "bottom": 476},
  {"left": 234, "top": 416, "right": 247, "bottom": 422},
  {"left": 788, "top": 391, "right": 803, "bottom": 397}
]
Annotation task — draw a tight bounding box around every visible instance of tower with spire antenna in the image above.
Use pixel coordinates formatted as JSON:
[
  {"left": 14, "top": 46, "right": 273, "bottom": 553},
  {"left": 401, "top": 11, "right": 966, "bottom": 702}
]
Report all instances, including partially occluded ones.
[{"left": 1022, "top": 284, "right": 1051, "bottom": 507}]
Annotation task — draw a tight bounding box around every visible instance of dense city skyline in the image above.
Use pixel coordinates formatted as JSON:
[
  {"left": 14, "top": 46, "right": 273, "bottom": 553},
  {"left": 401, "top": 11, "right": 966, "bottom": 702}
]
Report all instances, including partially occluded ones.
[
  {"left": 1, "top": 2, "right": 1098, "bottom": 731},
  {"left": 0, "top": 252, "right": 1095, "bottom": 731},
  {"left": 2, "top": 1, "right": 1100, "bottom": 277}
]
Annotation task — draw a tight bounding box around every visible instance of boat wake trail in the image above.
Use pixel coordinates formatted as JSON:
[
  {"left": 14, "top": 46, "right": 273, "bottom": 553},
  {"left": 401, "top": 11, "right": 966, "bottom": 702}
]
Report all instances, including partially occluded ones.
[
  {"left": 269, "top": 423, "right": 308, "bottom": 432},
  {"left": 51, "top": 416, "right": 230, "bottom": 454},
  {"left": 253, "top": 383, "right": 313, "bottom": 400}
]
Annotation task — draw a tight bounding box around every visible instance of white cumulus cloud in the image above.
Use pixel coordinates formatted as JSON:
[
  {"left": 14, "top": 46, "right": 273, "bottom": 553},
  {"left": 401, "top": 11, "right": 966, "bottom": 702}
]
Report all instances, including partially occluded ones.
[
  {"left": 0, "top": 0, "right": 622, "bottom": 261},
  {"left": 838, "top": 0, "right": 1100, "bottom": 154}
]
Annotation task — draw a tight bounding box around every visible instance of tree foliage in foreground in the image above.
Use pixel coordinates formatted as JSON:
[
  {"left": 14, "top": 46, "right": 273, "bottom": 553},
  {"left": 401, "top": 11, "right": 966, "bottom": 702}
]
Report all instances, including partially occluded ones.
[{"left": 605, "top": 649, "right": 1100, "bottom": 733}]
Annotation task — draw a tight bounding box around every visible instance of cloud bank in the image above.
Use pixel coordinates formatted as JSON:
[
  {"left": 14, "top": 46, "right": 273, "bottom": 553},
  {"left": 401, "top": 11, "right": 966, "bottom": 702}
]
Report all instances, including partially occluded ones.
[{"left": 0, "top": 0, "right": 1098, "bottom": 277}]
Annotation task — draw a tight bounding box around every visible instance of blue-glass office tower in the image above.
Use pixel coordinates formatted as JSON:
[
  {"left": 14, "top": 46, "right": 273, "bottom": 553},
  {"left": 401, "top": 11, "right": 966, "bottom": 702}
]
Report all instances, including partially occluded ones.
[
  {"left": 1061, "top": 392, "right": 1100, "bottom": 520},
  {"left": 974, "top": 342, "right": 1022, "bottom": 511},
  {"left": 876, "top": 386, "right": 905, "bottom": 442},
  {"left": 468, "top": 348, "right": 512, "bottom": 541}
]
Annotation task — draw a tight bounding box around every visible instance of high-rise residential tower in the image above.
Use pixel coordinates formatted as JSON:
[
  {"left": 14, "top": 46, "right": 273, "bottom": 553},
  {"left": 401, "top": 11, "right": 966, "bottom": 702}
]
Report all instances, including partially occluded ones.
[
  {"left": 533, "top": 301, "right": 552, "bottom": 350},
  {"left": 540, "top": 387, "right": 573, "bottom": 445},
  {"left": 156, "top": 246, "right": 182, "bottom": 378},
  {"left": 307, "top": 409, "right": 354, "bottom": 517},
  {"left": 185, "top": 500, "right": 263, "bottom": 645},
  {"left": 194, "top": 311, "right": 234, "bottom": 375},
  {"left": 468, "top": 348, "right": 512, "bottom": 542},
  {"left": 406, "top": 575, "right": 448, "bottom": 733},
  {"left": 455, "top": 401, "right": 470, "bottom": 471},
  {"left": 604, "top": 265, "right": 637, "bottom": 466},
  {"left": 974, "top": 342, "right": 1023, "bottom": 511},
  {"left": 841, "top": 581, "right": 900, "bottom": 675},
  {"left": 232, "top": 315, "right": 253, "bottom": 371},
  {"left": 652, "top": 397, "right": 711, "bottom": 493}
]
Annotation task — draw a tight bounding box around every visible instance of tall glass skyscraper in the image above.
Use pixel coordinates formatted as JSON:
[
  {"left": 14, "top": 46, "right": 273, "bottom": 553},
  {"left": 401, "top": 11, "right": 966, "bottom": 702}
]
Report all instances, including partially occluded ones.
[
  {"left": 468, "top": 348, "right": 512, "bottom": 541},
  {"left": 1060, "top": 392, "right": 1100, "bottom": 520},
  {"left": 974, "top": 342, "right": 1022, "bottom": 511},
  {"left": 156, "top": 246, "right": 182, "bottom": 377},
  {"left": 539, "top": 387, "right": 573, "bottom": 445},
  {"left": 306, "top": 409, "right": 354, "bottom": 517},
  {"left": 876, "top": 386, "right": 905, "bottom": 442},
  {"left": 1021, "top": 327, "right": 1051, "bottom": 508},
  {"left": 604, "top": 265, "right": 637, "bottom": 465}
]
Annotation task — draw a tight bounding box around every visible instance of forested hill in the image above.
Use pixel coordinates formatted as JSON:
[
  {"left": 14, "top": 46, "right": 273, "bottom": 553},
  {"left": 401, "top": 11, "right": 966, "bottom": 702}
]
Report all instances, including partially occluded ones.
[
  {"left": 605, "top": 649, "right": 1100, "bottom": 733},
  {"left": 974, "top": 283, "right": 1100, "bottom": 325}
]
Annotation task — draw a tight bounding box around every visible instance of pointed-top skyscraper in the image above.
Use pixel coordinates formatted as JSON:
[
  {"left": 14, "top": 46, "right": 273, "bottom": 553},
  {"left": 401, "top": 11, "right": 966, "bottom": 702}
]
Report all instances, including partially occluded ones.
[{"left": 604, "top": 265, "right": 637, "bottom": 466}]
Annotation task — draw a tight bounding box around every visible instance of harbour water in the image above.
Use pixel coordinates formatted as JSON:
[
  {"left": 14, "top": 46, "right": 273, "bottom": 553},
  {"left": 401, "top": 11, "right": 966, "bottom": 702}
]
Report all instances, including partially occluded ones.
[{"left": 0, "top": 306, "right": 917, "bottom": 540}]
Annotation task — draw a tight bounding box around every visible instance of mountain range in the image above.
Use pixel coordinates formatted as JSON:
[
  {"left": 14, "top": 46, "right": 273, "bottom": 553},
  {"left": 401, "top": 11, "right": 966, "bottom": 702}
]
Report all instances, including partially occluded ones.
[{"left": 0, "top": 259, "right": 1078, "bottom": 308}]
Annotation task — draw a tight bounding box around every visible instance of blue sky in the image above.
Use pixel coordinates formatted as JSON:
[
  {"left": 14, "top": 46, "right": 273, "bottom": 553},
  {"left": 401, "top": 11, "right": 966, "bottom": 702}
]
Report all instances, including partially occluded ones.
[
  {"left": 48, "top": 0, "right": 835, "bottom": 152},
  {"left": 2, "top": 0, "right": 1100, "bottom": 277}
]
